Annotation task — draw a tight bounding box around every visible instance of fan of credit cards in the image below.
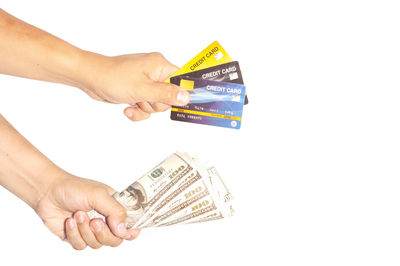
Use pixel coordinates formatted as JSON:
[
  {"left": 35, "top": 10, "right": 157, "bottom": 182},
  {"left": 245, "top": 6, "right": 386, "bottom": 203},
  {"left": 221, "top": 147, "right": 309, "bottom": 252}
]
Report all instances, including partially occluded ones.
[{"left": 167, "top": 41, "right": 248, "bottom": 130}]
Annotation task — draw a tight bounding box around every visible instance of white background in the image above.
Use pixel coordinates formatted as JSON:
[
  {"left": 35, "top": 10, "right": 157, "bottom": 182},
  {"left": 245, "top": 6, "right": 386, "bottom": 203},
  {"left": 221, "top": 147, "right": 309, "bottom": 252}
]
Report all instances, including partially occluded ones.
[{"left": 1, "top": 0, "right": 400, "bottom": 265}]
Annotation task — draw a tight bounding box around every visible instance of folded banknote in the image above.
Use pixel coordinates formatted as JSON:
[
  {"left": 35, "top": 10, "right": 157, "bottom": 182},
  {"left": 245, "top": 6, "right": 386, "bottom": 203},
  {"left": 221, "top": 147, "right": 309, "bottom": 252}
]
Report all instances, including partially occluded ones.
[{"left": 88, "top": 152, "right": 234, "bottom": 229}]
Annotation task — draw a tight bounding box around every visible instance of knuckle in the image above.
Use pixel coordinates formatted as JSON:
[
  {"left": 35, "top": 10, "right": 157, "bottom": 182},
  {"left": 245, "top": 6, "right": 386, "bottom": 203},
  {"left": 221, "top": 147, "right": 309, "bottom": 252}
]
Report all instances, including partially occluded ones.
[
  {"left": 125, "top": 90, "right": 137, "bottom": 102},
  {"left": 95, "top": 234, "right": 107, "bottom": 244},
  {"left": 171, "top": 64, "right": 179, "bottom": 73},
  {"left": 130, "top": 234, "right": 139, "bottom": 241},
  {"left": 128, "top": 88, "right": 140, "bottom": 103},
  {"left": 93, "top": 186, "right": 108, "bottom": 197},
  {"left": 152, "top": 103, "right": 169, "bottom": 112},
  {"left": 91, "top": 243, "right": 103, "bottom": 250},
  {"left": 110, "top": 238, "right": 123, "bottom": 247},
  {"left": 138, "top": 102, "right": 153, "bottom": 113},
  {"left": 137, "top": 112, "right": 151, "bottom": 120},
  {"left": 115, "top": 201, "right": 126, "bottom": 212},
  {"left": 115, "top": 205, "right": 127, "bottom": 218},
  {"left": 143, "top": 113, "right": 151, "bottom": 120},
  {"left": 152, "top": 104, "right": 163, "bottom": 112},
  {"left": 91, "top": 187, "right": 109, "bottom": 200},
  {"left": 161, "top": 84, "right": 177, "bottom": 100},
  {"left": 73, "top": 243, "right": 87, "bottom": 251},
  {"left": 149, "top": 51, "right": 163, "bottom": 59},
  {"left": 93, "top": 229, "right": 105, "bottom": 243},
  {"left": 128, "top": 230, "right": 141, "bottom": 241}
]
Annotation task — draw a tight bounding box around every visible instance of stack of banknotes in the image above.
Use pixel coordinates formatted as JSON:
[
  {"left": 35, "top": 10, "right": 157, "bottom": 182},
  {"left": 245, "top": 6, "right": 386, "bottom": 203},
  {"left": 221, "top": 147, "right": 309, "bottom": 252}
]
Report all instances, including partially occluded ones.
[{"left": 89, "top": 152, "right": 234, "bottom": 228}]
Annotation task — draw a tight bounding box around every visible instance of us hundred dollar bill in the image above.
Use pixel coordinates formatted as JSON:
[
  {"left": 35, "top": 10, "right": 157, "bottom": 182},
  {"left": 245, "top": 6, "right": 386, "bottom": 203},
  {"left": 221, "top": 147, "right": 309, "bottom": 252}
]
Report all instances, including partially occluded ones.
[{"left": 88, "top": 152, "right": 234, "bottom": 229}]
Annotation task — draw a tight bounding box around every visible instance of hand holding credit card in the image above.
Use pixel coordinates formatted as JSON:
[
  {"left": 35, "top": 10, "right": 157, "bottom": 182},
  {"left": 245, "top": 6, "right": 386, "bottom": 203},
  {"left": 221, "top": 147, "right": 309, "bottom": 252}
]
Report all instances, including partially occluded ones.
[{"left": 168, "top": 41, "right": 248, "bottom": 129}]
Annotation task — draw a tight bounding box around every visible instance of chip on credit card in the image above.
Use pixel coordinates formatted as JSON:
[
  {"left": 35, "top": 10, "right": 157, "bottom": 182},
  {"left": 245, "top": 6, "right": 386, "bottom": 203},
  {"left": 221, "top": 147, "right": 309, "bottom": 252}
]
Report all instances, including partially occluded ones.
[{"left": 170, "top": 77, "right": 246, "bottom": 130}]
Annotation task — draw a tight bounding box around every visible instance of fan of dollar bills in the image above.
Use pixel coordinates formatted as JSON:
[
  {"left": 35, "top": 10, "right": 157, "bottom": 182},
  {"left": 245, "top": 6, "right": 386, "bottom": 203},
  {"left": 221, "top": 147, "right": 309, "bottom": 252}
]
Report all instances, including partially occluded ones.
[{"left": 89, "top": 152, "right": 234, "bottom": 228}]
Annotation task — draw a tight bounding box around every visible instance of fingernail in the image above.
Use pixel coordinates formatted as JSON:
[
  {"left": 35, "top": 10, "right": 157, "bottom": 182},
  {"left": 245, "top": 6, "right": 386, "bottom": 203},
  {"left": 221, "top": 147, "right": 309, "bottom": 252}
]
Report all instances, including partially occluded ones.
[
  {"left": 177, "top": 89, "right": 190, "bottom": 105},
  {"left": 125, "top": 108, "right": 135, "bottom": 118},
  {"left": 68, "top": 219, "right": 75, "bottom": 230},
  {"left": 76, "top": 213, "right": 85, "bottom": 224},
  {"left": 117, "top": 223, "right": 131, "bottom": 239},
  {"left": 91, "top": 221, "right": 102, "bottom": 233}
]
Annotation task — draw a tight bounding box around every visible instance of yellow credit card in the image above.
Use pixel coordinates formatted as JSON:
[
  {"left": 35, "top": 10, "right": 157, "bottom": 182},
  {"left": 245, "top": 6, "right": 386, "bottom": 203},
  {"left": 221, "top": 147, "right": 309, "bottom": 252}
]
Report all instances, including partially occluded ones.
[{"left": 166, "top": 41, "right": 233, "bottom": 83}]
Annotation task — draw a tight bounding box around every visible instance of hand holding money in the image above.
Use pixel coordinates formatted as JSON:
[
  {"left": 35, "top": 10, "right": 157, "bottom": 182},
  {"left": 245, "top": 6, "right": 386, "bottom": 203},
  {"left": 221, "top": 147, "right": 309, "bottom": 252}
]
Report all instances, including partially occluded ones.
[
  {"left": 33, "top": 167, "right": 141, "bottom": 250},
  {"left": 89, "top": 152, "right": 234, "bottom": 229}
]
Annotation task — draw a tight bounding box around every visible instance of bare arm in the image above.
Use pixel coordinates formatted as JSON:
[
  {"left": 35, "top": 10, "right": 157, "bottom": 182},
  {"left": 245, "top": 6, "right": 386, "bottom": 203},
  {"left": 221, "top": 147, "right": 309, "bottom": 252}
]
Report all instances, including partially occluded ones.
[
  {"left": 0, "top": 114, "right": 140, "bottom": 250},
  {"left": 0, "top": 9, "right": 88, "bottom": 87},
  {"left": 0, "top": 9, "right": 190, "bottom": 121},
  {"left": 0, "top": 114, "right": 55, "bottom": 209}
]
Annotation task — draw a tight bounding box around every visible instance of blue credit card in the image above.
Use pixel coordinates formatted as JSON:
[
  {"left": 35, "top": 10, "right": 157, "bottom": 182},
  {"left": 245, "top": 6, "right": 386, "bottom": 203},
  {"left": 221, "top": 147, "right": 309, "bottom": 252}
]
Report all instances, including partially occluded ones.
[{"left": 170, "top": 77, "right": 246, "bottom": 129}]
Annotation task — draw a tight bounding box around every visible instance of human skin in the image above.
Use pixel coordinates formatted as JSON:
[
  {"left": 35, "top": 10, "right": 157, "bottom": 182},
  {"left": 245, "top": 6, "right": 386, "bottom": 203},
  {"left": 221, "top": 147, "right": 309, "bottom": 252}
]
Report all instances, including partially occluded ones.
[
  {"left": 0, "top": 9, "right": 190, "bottom": 121},
  {"left": 0, "top": 9, "right": 190, "bottom": 249},
  {"left": 0, "top": 115, "right": 140, "bottom": 249}
]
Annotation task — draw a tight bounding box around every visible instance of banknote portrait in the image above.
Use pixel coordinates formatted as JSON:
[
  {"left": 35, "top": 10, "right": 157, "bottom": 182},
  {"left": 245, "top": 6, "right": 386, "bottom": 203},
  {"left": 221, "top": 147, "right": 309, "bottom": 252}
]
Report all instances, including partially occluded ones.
[{"left": 117, "top": 183, "right": 147, "bottom": 225}]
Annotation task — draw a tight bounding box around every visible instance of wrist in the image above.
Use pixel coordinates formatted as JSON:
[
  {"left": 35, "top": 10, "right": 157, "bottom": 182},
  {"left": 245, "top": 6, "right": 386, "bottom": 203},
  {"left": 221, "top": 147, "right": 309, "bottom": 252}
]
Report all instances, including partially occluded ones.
[
  {"left": 42, "top": 44, "right": 109, "bottom": 92},
  {"left": 0, "top": 152, "right": 62, "bottom": 210},
  {"left": 31, "top": 162, "right": 66, "bottom": 211},
  {"left": 72, "top": 49, "right": 110, "bottom": 92},
  {"left": 0, "top": 115, "right": 65, "bottom": 210}
]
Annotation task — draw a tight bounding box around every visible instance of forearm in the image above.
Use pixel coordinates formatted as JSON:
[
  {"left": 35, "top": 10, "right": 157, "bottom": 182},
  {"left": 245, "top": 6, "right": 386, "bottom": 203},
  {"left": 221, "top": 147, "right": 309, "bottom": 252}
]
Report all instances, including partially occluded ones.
[
  {"left": 0, "top": 9, "right": 100, "bottom": 88},
  {"left": 0, "top": 114, "right": 61, "bottom": 209}
]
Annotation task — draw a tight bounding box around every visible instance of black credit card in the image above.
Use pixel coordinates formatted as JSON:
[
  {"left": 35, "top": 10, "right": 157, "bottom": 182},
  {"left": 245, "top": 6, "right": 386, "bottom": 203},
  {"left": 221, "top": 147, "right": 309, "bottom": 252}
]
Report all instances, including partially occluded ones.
[{"left": 170, "top": 61, "right": 248, "bottom": 105}]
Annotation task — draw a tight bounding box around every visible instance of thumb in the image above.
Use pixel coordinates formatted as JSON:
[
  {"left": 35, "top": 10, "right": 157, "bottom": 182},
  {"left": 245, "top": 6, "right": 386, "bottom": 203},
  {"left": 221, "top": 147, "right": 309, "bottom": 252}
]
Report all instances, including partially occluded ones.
[
  {"left": 89, "top": 189, "right": 132, "bottom": 239},
  {"left": 142, "top": 82, "right": 190, "bottom": 106}
]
